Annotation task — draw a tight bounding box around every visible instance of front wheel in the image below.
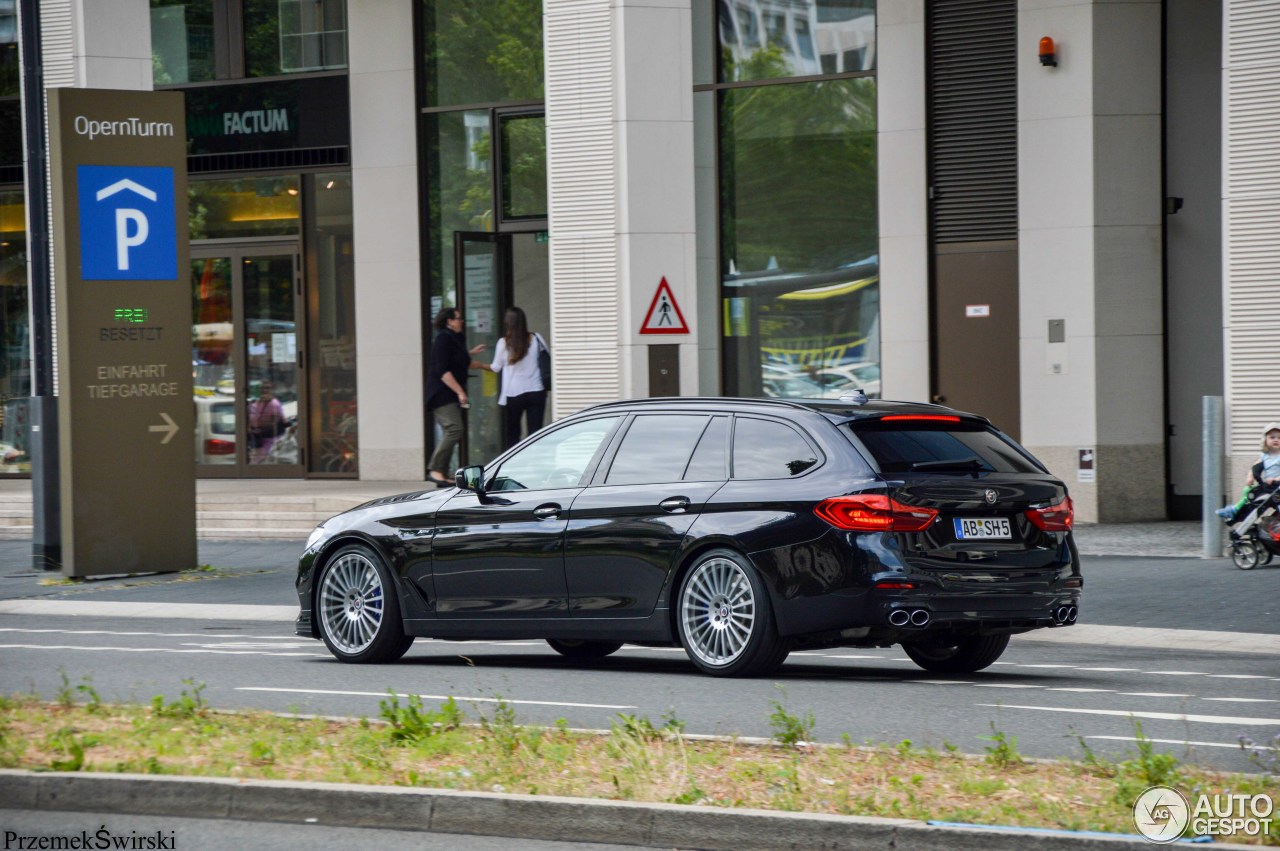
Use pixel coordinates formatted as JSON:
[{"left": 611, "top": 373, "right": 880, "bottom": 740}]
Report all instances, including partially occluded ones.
[
  {"left": 316, "top": 544, "right": 414, "bottom": 663},
  {"left": 546, "top": 639, "right": 623, "bottom": 660},
  {"left": 1232, "top": 540, "right": 1262, "bottom": 570},
  {"left": 902, "top": 634, "right": 1010, "bottom": 674},
  {"left": 676, "top": 549, "right": 789, "bottom": 677}
]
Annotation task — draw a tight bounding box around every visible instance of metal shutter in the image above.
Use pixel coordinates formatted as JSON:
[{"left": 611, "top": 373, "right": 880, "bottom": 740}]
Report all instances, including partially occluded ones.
[{"left": 926, "top": 0, "right": 1017, "bottom": 243}]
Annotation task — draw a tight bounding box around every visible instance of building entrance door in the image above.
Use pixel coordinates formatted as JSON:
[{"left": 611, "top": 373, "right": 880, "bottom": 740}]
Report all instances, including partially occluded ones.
[
  {"left": 932, "top": 241, "right": 1020, "bottom": 441},
  {"left": 191, "top": 244, "right": 304, "bottom": 476},
  {"left": 452, "top": 231, "right": 551, "bottom": 469}
]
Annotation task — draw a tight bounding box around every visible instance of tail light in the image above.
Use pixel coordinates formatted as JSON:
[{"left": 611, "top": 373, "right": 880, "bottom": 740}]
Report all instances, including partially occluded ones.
[
  {"left": 1026, "top": 496, "right": 1073, "bottom": 531},
  {"left": 815, "top": 495, "right": 938, "bottom": 532},
  {"left": 204, "top": 438, "right": 235, "bottom": 456}
]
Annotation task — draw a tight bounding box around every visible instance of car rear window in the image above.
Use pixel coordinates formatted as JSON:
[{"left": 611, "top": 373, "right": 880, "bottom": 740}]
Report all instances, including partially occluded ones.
[
  {"left": 733, "top": 417, "right": 819, "bottom": 479},
  {"left": 848, "top": 420, "right": 1043, "bottom": 474}
]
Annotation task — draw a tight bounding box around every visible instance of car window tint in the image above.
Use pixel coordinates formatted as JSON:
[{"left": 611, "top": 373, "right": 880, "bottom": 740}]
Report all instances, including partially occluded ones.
[
  {"left": 849, "top": 422, "right": 1042, "bottom": 474},
  {"left": 732, "top": 417, "right": 818, "bottom": 479},
  {"left": 491, "top": 417, "right": 620, "bottom": 491},
  {"left": 683, "top": 416, "right": 729, "bottom": 481},
  {"left": 606, "top": 415, "right": 710, "bottom": 485}
]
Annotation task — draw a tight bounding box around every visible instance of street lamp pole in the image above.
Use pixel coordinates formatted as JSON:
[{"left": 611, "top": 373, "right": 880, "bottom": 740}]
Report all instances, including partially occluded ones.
[{"left": 18, "top": 0, "right": 61, "bottom": 571}]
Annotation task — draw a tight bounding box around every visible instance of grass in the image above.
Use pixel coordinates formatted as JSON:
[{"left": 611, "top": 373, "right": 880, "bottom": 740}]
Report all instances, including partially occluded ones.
[{"left": 0, "top": 688, "right": 1276, "bottom": 845}]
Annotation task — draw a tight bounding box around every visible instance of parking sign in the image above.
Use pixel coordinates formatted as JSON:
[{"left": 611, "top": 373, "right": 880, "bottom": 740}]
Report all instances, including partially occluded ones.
[{"left": 77, "top": 164, "right": 177, "bottom": 280}]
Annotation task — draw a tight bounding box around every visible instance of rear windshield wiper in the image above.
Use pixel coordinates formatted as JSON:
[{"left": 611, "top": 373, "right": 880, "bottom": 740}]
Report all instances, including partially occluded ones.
[{"left": 909, "top": 456, "right": 990, "bottom": 472}]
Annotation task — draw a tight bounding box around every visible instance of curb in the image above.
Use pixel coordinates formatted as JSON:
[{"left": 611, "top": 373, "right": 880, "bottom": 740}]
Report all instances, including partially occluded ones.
[{"left": 0, "top": 770, "right": 1250, "bottom": 850}]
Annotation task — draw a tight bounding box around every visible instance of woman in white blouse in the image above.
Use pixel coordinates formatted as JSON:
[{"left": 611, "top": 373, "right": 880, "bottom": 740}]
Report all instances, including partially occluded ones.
[{"left": 489, "top": 306, "right": 549, "bottom": 449}]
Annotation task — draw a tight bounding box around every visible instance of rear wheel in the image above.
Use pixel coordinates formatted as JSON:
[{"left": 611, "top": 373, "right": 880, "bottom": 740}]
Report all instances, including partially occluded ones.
[
  {"left": 902, "top": 634, "right": 1010, "bottom": 674},
  {"left": 546, "top": 639, "right": 623, "bottom": 660},
  {"left": 677, "top": 549, "right": 789, "bottom": 678},
  {"left": 1232, "top": 540, "right": 1262, "bottom": 570},
  {"left": 316, "top": 544, "right": 414, "bottom": 663}
]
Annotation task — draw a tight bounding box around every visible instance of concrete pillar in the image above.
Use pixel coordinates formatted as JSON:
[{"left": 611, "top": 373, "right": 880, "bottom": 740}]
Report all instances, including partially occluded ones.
[
  {"left": 348, "top": 2, "right": 424, "bottom": 480},
  {"left": 42, "top": 0, "right": 153, "bottom": 90},
  {"left": 1017, "top": 0, "right": 1163, "bottom": 523},
  {"left": 545, "top": 0, "right": 697, "bottom": 416},
  {"left": 876, "top": 0, "right": 930, "bottom": 403}
]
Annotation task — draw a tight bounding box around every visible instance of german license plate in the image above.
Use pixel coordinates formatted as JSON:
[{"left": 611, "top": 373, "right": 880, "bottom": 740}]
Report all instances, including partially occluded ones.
[{"left": 953, "top": 518, "right": 1011, "bottom": 539}]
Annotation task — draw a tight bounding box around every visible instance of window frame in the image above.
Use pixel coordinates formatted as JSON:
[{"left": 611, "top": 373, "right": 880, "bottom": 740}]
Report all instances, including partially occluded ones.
[{"left": 486, "top": 414, "right": 623, "bottom": 492}]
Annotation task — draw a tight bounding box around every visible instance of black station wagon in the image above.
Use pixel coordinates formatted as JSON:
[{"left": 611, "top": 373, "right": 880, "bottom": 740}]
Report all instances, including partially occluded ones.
[{"left": 296, "top": 397, "right": 1081, "bottom": 677}]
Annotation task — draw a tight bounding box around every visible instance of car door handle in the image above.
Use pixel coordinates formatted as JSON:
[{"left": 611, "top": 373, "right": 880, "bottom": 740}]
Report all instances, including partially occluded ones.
[
  {"left": 533, "top": 504, "right": 562, "bottom": 520},
  {"left": 659, "top": 496, "right": 691, "bottom": 513}
]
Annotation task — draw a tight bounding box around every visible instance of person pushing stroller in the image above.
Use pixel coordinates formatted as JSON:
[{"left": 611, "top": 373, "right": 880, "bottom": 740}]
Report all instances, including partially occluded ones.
[{"left": 1216, "top": 422, "right": 1280, "bottom": 523}]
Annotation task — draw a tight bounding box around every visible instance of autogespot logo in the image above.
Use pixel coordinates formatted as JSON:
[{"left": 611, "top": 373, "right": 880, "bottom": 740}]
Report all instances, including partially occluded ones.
[{"left": 1133, "top": 785, "right": 1190, "bottom": 843}]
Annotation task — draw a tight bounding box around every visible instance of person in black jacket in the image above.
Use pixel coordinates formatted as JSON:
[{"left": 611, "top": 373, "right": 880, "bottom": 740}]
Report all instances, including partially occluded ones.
[{"left": 425, "top": 307, "right": 486, "bottom": 486}]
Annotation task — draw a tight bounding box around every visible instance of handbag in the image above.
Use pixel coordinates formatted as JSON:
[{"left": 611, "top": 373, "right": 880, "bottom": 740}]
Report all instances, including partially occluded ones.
[{"left": 535, "top": 333, "right": 552, "bottom": 392}]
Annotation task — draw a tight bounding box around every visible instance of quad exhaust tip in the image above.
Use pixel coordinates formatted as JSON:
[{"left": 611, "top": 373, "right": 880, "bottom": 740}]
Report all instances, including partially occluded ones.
[{"left": 888, "top": 608, "right": 931, "bottom": 628}]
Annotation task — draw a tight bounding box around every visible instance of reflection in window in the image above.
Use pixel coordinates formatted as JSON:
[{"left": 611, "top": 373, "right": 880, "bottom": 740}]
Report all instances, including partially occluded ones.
[
  {"left": 189, "top": 176, "right": 301, "bottom": 240},
  {"left": 423, "top": 110, "right": 492, "bottom": 311},
  {"left": 733, "top": 418, "right": 818, "bottom": 479},
  {"left": 500, "top": 113, "right": 547, "bottom": 221},
  {"left": 719, "top": 77, "right": 879, "bottom": 400},
  {"left": 606, "top": 416, "right": 709, "bottom": 485},
  {"left": 244, "top": 0, "right": 348, "bottom": 77},
  {"left": 492, "top": 417, "right": 619, "bottom": 492},
  {"left": 421, "top": 0, "right": 543, "bottom": 108},
  {"left": 308, "top": 172, "right": 358, "bottom": 475},
  {"left": 0, "top": 1, "right": 18, "bottom": 96},
  {"left": 719, "top": 0, "right": 875, "bottom": 82},
  {"left": 684, "top": 416, "right": 729, "bottom": 481},
  {"left": 151, "top": 0, "right": 216, "bottom": 84},
  {"left": 0, "top": 189, "right": 27, "bottom": 474}
]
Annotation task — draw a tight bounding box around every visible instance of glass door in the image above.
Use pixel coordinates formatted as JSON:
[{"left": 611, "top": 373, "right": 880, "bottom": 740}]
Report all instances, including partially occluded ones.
[
  {"left": 192, "top": 245, "right": 304, "bottom": 476},
  {"left": 453, "top": 232, "right": 507, "bottom": 468}
]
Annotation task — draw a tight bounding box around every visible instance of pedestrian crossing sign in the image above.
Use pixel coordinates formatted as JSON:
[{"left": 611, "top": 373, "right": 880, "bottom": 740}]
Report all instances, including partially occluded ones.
[{"left": 639, "top": 277, "right": 689, "bottom": 334}]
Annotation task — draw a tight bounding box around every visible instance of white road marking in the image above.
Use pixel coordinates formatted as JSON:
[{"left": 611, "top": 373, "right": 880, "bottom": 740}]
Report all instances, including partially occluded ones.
[
  {"left": 1047, "top": 687, "right": 1114, "bottom": 693},
  {"left": 0, "top": 600, "right": 295, "bottom": 621},
  {"left": 0, "top": 627, "right": 290, "bottom": 639},
  {"left": 977, "top": 704, "right": 1280, "bottom": 726},
  {"left": 1118, "top": 692, "right": 1194, "bottom": 698},
  {"left": 1208, "top": 674, "right": 1276, "bottom": 680},
  {"left": 0, "top": 643, "right": 325, "bottom": 657},
  {"left": 971, "top": 684, "right": 1044, "bottom": 689},
  {"left": 1201, "top": 697, "right": 1280, "bottom": 704},
  {"left": 1075, "top": 667, "right": 1138, "bottom": 672},
  {"left": 237, "top": 686, "right": 636, "bottom": 710},
  {"left": 1140, "top": 671, "right": 1207, "bottom": 676},
  {"left": 1014, "top": 664, "right": 1078, "bottom": 669},
  {"left": 912, "top": 680, "right": 975, "bottom": 685},
  {"left": 1088, "top": 735, "right": 1276, "bottom": 751}
]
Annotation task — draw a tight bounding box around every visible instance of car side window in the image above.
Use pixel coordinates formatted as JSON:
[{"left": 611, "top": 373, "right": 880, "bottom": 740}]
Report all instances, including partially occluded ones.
[
  {"left": 605, "top": 415, "right": 711, "bottom": 485},
  {"left": 732, "top": 417, "right": 819, "bottom": 479},
  {"left": 683, "top": 416, "right": 729, "bottom": 481},
  {"left": 490, "top": 416, "right": 620, "bottom": 491}
]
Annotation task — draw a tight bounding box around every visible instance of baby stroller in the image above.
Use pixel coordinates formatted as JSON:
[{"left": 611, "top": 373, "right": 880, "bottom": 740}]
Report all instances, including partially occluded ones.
[{"left": 1225, "top": 482, "right": 1280, "bottom": 570}]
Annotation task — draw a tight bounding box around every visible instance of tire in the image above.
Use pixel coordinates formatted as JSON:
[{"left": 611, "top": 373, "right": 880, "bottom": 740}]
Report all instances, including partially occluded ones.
[
  {"left": 1232, "top": 540, "right": 1261, "bottom": 570},
  {"left": 676, "top": 548, "right": 789, "bottom": 678},
  {"left": 546, "top": 639, "right": 624, "bottom": 660},
  {"left": 902, "top": 634, "right": 1010, "bottom": 674},
  {"left": 316, "top": 544, "right": 414, "bottom": 663}
]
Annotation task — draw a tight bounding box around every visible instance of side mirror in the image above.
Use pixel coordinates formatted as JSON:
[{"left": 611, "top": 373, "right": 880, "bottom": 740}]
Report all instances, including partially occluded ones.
[{"left": 455, "top": 465, "right": 486, "bottom": 495}]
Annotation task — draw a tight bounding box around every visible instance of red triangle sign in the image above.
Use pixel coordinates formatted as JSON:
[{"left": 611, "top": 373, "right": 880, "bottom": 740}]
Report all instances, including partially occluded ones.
[{"left": 639, "top": 277, "right": 689, "bottom": 334}]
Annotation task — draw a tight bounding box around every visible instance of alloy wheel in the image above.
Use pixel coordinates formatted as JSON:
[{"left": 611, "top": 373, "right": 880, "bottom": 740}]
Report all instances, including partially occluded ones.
[
  {"left": 319, "top": 551, "right": 386, "bottom": 654},
  {"left": 680, "top": 557, "right": 757, "bottom": 667}
]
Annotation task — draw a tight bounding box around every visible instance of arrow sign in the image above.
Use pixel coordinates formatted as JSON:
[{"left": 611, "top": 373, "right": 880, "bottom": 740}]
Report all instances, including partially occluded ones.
[{"left": 149, "top": 412, "right": 178, "bottom": 444}]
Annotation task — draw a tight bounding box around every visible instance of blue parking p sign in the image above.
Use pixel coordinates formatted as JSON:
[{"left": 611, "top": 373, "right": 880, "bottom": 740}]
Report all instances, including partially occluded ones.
[{"left": 78, "top": 165, "right": 177, "bottom": 281}]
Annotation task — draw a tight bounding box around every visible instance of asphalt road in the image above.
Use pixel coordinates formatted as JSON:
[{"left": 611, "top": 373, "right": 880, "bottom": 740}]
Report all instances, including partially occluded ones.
[{"left": 1, "top": 544, "right": 1276, "bottom": 774}]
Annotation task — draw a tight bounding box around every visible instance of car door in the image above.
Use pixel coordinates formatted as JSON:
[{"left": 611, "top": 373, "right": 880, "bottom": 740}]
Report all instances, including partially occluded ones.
[
  {"left": 429, "top": 415, "right": 622, "bottom": 618},
  {"left": 563, "top": 414, "right": 730, "bottom": 618}
]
